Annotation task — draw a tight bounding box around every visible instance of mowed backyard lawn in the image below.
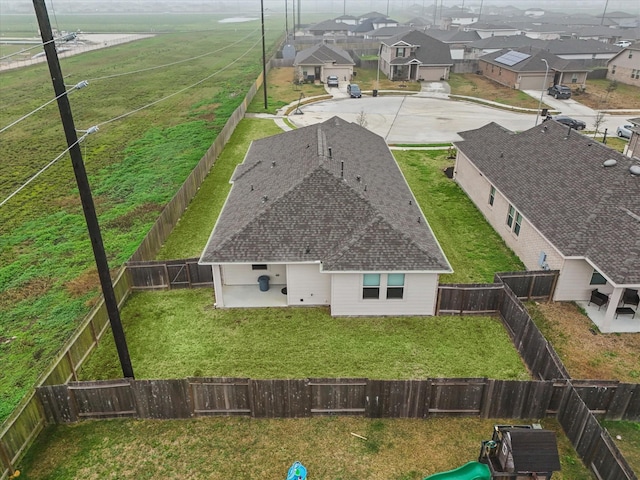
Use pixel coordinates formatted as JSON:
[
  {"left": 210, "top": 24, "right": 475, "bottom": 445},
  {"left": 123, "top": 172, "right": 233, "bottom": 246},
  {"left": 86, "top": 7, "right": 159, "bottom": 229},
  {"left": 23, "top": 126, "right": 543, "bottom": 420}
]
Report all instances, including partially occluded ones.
[{"left": 19, "top": 417, "right": 592, "bottom": 480}]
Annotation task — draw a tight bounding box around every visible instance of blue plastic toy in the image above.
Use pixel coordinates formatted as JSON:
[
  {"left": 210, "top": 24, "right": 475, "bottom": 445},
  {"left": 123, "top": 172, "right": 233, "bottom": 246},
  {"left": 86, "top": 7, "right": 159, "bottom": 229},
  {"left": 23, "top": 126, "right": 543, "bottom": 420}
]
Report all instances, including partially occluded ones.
[{"left": 286, "top": 461, "right": 307, "bottom": 480}]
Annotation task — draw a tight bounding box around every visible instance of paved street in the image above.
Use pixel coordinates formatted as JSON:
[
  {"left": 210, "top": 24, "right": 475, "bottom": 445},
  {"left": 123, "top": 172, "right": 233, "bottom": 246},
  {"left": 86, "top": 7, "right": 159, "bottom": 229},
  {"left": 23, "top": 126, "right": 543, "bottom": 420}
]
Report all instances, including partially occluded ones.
[{"left": 288, "top": 91, "right": 634, "bottom": 144}]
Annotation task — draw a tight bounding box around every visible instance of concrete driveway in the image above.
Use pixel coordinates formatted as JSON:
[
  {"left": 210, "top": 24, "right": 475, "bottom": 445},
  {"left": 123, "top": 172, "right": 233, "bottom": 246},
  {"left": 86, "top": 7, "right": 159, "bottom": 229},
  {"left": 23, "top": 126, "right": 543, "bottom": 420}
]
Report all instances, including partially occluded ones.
[{"left": 289, "top": 92, "right": 632, "bottom": 143}]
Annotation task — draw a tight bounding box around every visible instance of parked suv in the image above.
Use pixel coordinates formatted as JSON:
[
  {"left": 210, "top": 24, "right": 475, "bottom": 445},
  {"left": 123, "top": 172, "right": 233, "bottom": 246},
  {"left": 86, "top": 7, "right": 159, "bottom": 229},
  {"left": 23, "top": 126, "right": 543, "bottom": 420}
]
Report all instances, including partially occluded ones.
[
  {"left": 326, "top": 75, "right": 339, "bottom": 87},
  {"left": 347, "top": 83, "right": 362, "bottom": 98},
  {"left": 545, "top": 115, "right": 586, "bottom": 130},
  {"left": 547, "top": 85, "right": 571, "bottom": 99}
]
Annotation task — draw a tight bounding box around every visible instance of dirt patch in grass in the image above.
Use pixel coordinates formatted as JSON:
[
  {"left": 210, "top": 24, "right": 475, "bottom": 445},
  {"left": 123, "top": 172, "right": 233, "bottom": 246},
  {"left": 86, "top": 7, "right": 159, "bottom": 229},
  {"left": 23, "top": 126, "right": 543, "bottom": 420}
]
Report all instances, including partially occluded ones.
[
  {"left": 0, "top": 277, "right": 54, "bottom": 310},
  {"left": 449, "top": 73, "right": 545, "bottom": 109},
  {"left": 528, "top": 302, "right": 640, "bottom": 382}
]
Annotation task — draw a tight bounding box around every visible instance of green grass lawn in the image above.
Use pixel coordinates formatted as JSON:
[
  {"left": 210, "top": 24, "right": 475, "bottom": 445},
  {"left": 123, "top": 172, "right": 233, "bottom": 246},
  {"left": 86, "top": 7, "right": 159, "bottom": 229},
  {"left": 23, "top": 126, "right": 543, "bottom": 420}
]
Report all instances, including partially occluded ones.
[
  {"left": 0, "top": 16, "right": 282, "bottom": 423},
  {"left": 78, "top": 289, "right": 529, "bottom": 380},
  {"left": 602, "top": 421, "right": 640, "bottom": 475},
  {"left": 155, "top": 118, "right": 284, "bottom": 259},
  {"left": 17, "top": 417, "right": 591, "bottom": 480},
  {"left": 395, "top": 150, "right": 524, "bottom": 283}
]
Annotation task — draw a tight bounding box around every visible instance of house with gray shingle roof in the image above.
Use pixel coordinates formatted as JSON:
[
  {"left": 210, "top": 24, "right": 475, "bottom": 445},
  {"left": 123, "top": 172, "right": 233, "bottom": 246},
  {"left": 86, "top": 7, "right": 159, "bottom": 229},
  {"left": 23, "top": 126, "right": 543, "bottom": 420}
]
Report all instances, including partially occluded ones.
[
  {"left": 380, "top": 30, "right": 453, "bottom": 81},
  {"left": 200, "top": 117, "right": 452, "bottom": 315},
  {"left": 454, "top": 120, "right": 640, "bottom": 333},
  {"left": 479, "top": 47, "right": 589, "bottom": 90},
  {"left": 293, "top": 44, "right": 355, "bottom": 84}
]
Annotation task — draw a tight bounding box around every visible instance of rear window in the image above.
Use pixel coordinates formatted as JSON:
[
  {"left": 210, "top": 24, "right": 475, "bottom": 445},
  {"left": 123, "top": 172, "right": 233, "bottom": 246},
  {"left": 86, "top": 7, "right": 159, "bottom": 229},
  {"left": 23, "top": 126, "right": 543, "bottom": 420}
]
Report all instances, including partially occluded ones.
[{"left": 559, "top": 86, "right": 570, "bottom": 92}]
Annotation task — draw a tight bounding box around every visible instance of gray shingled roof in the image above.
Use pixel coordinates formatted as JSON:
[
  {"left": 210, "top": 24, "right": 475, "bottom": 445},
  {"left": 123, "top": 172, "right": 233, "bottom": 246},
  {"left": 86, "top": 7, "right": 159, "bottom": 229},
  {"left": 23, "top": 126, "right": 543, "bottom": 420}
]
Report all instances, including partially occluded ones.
[
  {"left": 383, "top": 30, "right": 453, "bottom": 65},
  {"left": 480, "top": 47, "right": 588, "bottom": 73},
  {"left": 200, "top": 117, "right": 451, "bottom": 273},
  {"left": 455, "top": 121, "right": 640, "bottom": 285},
  {"left": 294, "top": 44, "right": 354, "bottom": 66},
  {"left": 424, "top": 29, "right": 480, "bottom": 43},
  {"left": 471, "top": 35, "right": 546, "bottom": 50}
]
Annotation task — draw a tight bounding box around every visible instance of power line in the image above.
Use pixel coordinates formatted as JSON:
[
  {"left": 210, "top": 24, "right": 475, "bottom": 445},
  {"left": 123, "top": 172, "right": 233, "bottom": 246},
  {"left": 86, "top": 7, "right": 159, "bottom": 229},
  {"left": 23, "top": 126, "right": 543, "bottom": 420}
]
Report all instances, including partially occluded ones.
[
  {"left": 86, "top": 28, "right": 260, "bottom": 82},
  {"left": 0, "top": 128, "right": 97, "bottom": 209},
  {"left": 0, "top": 37, "right": 57, "bottom": 61},
  {"left": 96, "top": 34, "right": 263, "bottom": 128},
  {"left": 0, "top": 80, "right": 88, "bottom": 135},
  {"left": 2, "top": 33, "right": 264, "bottom": 207}
]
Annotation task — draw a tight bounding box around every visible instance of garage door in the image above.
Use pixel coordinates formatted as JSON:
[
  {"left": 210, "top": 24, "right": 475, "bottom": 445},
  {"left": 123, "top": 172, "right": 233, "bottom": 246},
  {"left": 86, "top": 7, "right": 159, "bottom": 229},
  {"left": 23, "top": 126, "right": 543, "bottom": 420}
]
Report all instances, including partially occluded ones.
[
  {"left": 518, "top": 74, "right": 546, "bottom": 90},
  {"left": 324, "top": 67, "right": 352, "bottom": 82}
]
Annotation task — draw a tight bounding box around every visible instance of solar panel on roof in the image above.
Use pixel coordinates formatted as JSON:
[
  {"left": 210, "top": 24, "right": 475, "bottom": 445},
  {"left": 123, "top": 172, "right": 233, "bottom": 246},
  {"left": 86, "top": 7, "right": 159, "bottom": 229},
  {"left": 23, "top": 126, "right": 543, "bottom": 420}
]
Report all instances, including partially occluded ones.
[{"left": 494, "top": 50, "right": 531, "bottom": 66}]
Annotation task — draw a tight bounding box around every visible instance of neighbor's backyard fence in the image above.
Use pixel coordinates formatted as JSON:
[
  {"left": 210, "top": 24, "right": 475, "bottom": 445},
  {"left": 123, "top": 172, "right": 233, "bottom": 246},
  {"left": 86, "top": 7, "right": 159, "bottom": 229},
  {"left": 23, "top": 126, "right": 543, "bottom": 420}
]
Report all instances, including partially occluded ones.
[{"left": 126, "top": 258, "right": 213, "bottom": 290}]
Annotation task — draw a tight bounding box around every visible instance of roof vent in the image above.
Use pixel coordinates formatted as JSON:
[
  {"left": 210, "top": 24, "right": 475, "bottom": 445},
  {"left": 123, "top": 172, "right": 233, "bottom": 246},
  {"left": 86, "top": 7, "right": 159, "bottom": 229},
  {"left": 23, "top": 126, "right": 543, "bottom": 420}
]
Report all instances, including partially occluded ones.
[
  {"left": 271, "top": 161, "right": 276, "bottom": 168},
  {"left": 603, "top": 159, "right": 617, "bottom": 167},
  {"left": 630, "top": 165, "right": 640, "bottom": 176},
  {"left": 262, "top": 195, "right": 268, "bottom": 203}
]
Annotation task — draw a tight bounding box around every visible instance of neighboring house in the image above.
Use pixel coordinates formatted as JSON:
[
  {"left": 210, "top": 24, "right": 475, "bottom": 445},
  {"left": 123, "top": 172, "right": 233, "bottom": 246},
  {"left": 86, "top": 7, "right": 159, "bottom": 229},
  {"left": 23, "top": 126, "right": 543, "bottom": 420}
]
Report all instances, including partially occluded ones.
[
  {"left": 454, "top": 121, "right": 640, "bottom": 333},
  {"left": 542, "top": 38, "right": 621, "bottom": 63},
  {"left": 307, "top": 19, "right": 352, "bottom": 37},
  {"left": 447, "top": 13, "right": 479, "bottom": 28},
  {"left": 464, "top": 22, "right": 521, "bottom": 39},
  {"left": 425, "top": 29, "right": 480, "bottom": 60},
  {"left": 479, "top": 47, "right": 588, "bottom": 90},
  {"left": 335, "top": 15, "right": 357, "bottom": 26},
  {"left": 568, "top": 26, "right": 626, "bottom": 44},
  {"left": 358, "top": 11, "right": 388, "bottom": 24},
  {"left": 293, "top": 43, "right": 355, "bottom": 83},
  {"left": 607, "top": 44, "right": 640, "bottom": 87},
  {"left": 371, "top": 17, "right": 399, "bottom": 29},
  {"left": 365, "top": 26, "right": 415, "bottom": 41},
  {"left": 199, "top": 117, "right": 452, "bottom": 316},
  {"left": 469, "top": 35, "right": 546, "bottom": 58},
  {"left": 603, "top": 11, "right": 639, "bottom": 29},
  {"left": 519, "top": 23, "right": 566, "bottom": 40},
  {"left": 379, "top": 30, "right": 453, "bottom": 81}
]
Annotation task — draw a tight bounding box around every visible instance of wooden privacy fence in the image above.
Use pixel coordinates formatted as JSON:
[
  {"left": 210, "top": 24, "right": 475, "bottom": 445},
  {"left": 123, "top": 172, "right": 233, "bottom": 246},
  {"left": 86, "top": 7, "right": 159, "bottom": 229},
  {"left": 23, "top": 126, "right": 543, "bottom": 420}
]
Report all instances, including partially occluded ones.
[
  {"left": 495, "top": 270, "right": 559, "bottom": 302},
  {"left": 127, "top": 258, "right": 213, "bottom": 290},
  {"left": 36, "top": 378, "right": 640, "bottom": 425},
  {"left": 36, "top": 378, "right": 568, "bottom": 422}
]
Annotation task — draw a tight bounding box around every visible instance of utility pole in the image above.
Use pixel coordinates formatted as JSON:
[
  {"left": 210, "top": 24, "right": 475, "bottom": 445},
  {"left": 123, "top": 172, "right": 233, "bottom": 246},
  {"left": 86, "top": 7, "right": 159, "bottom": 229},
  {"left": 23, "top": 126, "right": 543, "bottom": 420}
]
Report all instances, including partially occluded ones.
[
  {"left": 285, "top": 0, "right": 288, "bottom": 39},
  {"left": 600, "top": 0, "right": 610, "bottom": 25},
  {"left": 297, "top": 0, "right": 301, "bottom": 31},
  {"left": 32, "top": 0, "right": 134, "bottom": 379},
  {"left": 292, "top": 0, "right": 296, "bottom": 40},
  {"left": 261, "top": 0, "right": 268, "bottom": 109}
]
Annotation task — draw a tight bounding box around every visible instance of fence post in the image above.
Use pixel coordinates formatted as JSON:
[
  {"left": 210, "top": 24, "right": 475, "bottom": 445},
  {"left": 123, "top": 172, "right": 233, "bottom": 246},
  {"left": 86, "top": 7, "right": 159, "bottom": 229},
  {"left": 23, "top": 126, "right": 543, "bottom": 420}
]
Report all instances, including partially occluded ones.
[
  {"left": 0, "top": 439, "right": 14, "bottom": 475},
  {"left": 527, "top": 275, "right": 536, "bottom": 300}
]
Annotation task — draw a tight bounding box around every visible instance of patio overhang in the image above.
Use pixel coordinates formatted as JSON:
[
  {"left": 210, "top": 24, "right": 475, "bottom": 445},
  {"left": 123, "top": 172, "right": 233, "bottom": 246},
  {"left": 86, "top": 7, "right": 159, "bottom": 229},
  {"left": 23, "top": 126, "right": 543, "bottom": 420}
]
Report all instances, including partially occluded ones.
[{"left": 578, "top": 285, "right": 640, "bottom": 333}]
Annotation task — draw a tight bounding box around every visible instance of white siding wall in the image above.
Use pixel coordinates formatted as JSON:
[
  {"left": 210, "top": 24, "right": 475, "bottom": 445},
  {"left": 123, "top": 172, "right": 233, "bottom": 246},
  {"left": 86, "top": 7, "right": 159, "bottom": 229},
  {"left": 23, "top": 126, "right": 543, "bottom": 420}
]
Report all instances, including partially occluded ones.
[
  {"left": 286, "top": 264, "right": 331, "bottom": 305},
  {"left": 221, "top": 264, "right": 286, "bottom": 285},
  {"left": 555, "top": 258, "right": 611, "bottom": 301},
  {"left": 454, "top": 152, "right": 566, "bottom": 283},
  {"left": 330, "top": 273, "right": 439, "bottom": 316}
]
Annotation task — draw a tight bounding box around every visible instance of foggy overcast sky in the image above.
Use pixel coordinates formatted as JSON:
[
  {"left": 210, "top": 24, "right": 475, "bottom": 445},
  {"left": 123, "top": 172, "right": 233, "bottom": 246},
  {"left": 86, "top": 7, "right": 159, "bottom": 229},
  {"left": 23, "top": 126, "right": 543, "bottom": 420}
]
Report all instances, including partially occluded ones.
[{"left": 0, "top": 0, "right": 638, "bottom": 15}]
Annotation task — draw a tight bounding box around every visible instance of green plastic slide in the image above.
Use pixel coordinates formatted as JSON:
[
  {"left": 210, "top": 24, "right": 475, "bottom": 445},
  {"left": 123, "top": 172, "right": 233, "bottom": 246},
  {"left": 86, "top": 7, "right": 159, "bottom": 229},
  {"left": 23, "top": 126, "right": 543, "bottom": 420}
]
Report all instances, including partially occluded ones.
[{"left": 423, "top": 461, "right": 491, "bottom": 480}]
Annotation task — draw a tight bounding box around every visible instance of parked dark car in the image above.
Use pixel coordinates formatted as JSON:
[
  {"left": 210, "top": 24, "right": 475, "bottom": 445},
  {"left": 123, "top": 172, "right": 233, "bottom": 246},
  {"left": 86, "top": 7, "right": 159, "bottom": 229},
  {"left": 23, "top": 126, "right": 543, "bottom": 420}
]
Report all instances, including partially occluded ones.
[
  {"left": 545, "top": 115, "right": 586, "bottom": 130},
  {"left": 326, "top": 75, "right": 339, "bottom": 87},
  {"left": 347, "top": 83, "right": 362, "bottom": 98},
  {"left": 547, "top": 85, "right": 572, "bottom": 99}
]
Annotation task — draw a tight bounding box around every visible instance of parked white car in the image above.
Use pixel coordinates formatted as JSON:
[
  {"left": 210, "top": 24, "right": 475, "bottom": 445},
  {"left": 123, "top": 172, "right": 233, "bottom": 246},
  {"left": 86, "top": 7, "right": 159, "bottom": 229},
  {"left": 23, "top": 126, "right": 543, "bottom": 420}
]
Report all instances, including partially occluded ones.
[
  {"left": 614, "top": 41, "right": 632, "bottom": 48},
  {"left": 616, "top": 124, "right": 633, "bottom": 139}
]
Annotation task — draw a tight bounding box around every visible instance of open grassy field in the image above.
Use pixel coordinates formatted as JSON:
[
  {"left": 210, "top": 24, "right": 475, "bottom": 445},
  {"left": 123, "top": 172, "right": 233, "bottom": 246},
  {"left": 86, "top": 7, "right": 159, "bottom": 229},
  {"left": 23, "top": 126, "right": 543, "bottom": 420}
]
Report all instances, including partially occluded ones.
[
  {"left": 17, "top": 417, "right": 592, "bottom": 479},
  {"left": 78, "top": 289, "right": 529, "bottom": 380},
  {"left": 0, "top": 14, "right": 283, "bottom": 423}
]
